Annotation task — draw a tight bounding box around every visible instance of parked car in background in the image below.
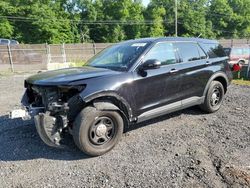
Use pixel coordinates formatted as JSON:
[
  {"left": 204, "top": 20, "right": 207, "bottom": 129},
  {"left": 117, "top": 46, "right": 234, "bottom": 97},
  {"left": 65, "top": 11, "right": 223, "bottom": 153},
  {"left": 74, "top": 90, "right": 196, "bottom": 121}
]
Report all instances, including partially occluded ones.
[
  {"left": 224, "top": 46, "right": 250, "bottom": 65},
  {"left": 0, "top": 38, "right": 19, "bottom": 45}
]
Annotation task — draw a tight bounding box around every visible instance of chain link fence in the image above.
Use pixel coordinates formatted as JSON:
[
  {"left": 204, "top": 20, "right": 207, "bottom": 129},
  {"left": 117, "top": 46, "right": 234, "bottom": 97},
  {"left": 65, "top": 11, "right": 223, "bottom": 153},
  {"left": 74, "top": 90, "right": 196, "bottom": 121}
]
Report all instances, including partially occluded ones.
[
  {"left": 0, "top": 43, "right": 112, "bottom": 72},
  {"left": 219, "top": 39, "right": 250, "bottom": 47}
]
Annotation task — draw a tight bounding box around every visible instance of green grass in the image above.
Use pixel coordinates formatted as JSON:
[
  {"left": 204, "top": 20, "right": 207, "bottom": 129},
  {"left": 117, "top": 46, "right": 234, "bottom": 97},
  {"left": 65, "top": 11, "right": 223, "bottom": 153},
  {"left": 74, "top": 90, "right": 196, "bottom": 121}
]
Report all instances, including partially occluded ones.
[
  {"left": 232, "top": 79, "right": 250, "bottom": 86},
  {"left": 70, "top": 60, "right": 87, "bottom": 67}
]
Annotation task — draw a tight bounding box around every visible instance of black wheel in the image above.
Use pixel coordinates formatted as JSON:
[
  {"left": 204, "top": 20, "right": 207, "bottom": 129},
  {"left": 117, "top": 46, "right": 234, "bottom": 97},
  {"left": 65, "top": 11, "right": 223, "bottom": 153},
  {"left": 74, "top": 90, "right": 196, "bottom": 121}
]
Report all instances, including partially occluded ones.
[
  {"left": 200, "top": 81, "right": 224, "bottom": 113},
  {"left": 72, "top": 106, "right": 124, "bottom": 156}
]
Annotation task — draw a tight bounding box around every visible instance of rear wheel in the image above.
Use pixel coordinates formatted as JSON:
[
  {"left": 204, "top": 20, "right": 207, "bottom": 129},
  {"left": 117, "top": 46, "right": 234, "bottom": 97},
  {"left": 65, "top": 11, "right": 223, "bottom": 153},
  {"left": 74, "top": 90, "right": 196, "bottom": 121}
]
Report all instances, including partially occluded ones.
[
  {"left": 73, "top": 106, "right": 124, "bottom": 156},
  {"left": 200, "top": 81, "right": 224, "bottom": 113}
]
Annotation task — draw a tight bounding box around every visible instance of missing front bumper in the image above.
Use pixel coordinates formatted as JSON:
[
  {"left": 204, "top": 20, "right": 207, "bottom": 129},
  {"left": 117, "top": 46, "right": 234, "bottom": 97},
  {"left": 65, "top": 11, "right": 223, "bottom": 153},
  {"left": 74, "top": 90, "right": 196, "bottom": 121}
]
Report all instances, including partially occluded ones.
[{"left": 34, "top": 113, "right": 66, "bottom": 148}]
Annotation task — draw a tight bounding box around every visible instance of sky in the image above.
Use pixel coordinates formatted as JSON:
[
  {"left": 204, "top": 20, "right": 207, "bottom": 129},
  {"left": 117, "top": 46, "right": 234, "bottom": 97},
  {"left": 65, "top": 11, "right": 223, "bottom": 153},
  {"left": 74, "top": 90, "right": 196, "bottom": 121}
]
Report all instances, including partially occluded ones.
[{"left": 142, "top": 0, "right": 150, "bottom": 6}]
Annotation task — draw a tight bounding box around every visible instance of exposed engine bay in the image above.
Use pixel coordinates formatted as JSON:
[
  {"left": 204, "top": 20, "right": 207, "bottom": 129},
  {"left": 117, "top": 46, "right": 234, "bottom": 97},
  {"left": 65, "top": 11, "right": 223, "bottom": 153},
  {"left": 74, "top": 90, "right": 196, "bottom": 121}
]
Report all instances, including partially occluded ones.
[{"left": 19, "top": 82, "right": 85, "bottom": 147}]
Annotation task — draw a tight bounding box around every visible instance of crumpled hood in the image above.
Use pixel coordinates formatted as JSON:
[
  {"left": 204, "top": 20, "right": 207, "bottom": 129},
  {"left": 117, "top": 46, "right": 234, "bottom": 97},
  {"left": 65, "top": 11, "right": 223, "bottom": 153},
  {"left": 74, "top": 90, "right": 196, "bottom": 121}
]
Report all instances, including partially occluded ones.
[{"left": 26, "top": 66, "right": 119, "bottom": 85}]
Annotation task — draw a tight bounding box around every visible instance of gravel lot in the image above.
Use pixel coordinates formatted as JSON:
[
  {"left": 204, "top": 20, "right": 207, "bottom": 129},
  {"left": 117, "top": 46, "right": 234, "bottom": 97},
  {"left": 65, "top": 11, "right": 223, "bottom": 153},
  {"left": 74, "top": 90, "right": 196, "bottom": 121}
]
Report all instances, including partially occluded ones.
[{"left": 0, "top": 74, "right": 249, "bottom": 188}]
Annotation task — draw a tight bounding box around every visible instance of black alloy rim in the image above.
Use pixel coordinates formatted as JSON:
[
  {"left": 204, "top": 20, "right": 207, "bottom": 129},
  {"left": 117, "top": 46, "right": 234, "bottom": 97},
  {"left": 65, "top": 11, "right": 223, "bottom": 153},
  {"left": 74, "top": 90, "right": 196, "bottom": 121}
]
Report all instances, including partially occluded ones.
[{"left": 89, "top": 116, "right": 115, "bottom": 145}]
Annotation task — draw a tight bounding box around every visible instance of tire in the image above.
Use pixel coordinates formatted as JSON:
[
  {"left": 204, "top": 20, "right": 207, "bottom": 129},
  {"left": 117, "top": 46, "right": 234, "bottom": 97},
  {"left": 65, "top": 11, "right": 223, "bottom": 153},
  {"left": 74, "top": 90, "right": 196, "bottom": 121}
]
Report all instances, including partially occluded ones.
[
  {"left": 73, "top": 106, "right": 124, "bottom": 156},
  {"left": 200, "top": 81, "right": 224, "bottom": 113},
  {"left": 67, "top": 95, "right": 85, "bottom": 122},
  {"left": 238, "top": 60, "right": 245, "bottom": 65}
]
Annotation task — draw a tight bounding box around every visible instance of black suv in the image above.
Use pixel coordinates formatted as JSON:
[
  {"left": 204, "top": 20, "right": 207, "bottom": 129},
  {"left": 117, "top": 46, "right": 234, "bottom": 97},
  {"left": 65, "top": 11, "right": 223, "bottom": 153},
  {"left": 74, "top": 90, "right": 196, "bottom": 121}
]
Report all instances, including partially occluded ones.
[{"left": 11, "top": 37, "right": 233, "bottom": 156}]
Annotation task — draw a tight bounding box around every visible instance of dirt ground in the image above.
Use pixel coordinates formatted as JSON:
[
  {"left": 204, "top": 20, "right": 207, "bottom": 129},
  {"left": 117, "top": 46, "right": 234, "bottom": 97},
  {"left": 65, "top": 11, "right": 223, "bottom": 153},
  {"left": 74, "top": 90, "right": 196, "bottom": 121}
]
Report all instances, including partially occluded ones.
[{"left": 0, "top": 74, "right": 249, "bottom": 188}]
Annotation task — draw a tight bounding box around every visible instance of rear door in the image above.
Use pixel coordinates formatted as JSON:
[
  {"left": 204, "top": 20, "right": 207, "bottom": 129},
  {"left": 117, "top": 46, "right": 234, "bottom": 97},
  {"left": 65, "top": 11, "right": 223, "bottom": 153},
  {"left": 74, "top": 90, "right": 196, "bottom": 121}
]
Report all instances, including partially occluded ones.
[{"left": 173, "top": 42, "right": 210, "bottom": 100}]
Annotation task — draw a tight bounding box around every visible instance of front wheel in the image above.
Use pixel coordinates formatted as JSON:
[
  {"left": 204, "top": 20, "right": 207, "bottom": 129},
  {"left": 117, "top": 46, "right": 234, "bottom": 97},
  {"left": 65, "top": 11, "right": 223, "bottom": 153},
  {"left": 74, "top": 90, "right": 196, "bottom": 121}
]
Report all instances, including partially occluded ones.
[
  {"left": 200, "top": 81, "right": 225, "bottom": 113},
  {"left": 73, "top": 106, "right": 124, "bottom": 156}
]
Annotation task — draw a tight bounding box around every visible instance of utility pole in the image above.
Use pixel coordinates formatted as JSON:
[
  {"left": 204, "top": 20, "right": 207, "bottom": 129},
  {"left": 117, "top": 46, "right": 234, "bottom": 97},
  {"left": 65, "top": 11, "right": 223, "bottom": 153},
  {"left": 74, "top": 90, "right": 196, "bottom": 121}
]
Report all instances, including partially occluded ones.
[
  {"left": 247, "top": 45, "right": 250, "bottom": 79},
  {"left": 175, "top": 0, "right": 178, "bottom": 37}
]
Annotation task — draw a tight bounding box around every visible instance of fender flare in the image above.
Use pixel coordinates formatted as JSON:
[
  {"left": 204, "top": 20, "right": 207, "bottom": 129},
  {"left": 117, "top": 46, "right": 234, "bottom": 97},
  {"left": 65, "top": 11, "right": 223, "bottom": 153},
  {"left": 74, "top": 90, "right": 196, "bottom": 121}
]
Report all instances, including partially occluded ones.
[
  {"left": 80, "top": 91, "right": 133, "bottom": 121},
  {"left": 203, "top": 72, "right": 229, "bottom": 96},
  {"left": 93, "top": 101, "right": 120, "bottom": 111},
  {"left": 237, "top": 59, "right": 246, "bottom": 64},
  {"left": 93, "top": 100, "right": 129, "bottom": 126}
]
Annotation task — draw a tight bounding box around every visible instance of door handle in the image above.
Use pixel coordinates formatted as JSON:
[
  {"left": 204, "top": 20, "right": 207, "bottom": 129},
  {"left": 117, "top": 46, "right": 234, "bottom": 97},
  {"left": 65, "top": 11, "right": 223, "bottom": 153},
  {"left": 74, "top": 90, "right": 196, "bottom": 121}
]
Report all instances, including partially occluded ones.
[
  {"left": 170, "top": 69, "right": 179, "bottom": 73},
  {"left": 205, "top": 61, "right": 212, "bottom": 65}
]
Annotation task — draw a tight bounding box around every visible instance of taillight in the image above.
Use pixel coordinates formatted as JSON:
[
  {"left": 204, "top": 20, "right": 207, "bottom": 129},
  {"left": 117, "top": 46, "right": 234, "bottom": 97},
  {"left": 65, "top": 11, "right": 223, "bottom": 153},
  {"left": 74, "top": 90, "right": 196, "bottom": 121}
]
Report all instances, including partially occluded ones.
[{"left": 232, "top": 63, "right": 242, "bottom": 72}]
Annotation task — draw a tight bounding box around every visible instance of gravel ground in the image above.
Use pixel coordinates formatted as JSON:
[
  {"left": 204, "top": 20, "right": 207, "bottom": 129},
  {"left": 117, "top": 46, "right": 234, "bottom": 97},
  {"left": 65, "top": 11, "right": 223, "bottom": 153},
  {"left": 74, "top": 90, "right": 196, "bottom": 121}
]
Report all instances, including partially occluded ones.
[{"left": 0, "top": 74, "right": 249, "bottom": 188}]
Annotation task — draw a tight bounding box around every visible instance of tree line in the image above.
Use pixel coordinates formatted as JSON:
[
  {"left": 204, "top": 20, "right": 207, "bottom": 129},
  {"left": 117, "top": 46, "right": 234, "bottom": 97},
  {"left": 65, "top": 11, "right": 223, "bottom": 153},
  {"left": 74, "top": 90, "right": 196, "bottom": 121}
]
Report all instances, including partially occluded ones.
[{"left": 0, "top": 0, "right": 250, "bottom": 44}]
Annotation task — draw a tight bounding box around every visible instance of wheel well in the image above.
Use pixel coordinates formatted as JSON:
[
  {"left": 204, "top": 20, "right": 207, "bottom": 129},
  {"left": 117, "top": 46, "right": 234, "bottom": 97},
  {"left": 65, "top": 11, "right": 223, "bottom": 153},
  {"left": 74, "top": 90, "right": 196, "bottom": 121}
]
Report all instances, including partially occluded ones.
[
  {"left": 214, "top": 76, "right": 228, "bottom": 93},
  {"left": 90, "top": 96, "right": 130, "bottom": 125},
  {"left": 238, "top": 60, "right": 245, "bottom": 63}
]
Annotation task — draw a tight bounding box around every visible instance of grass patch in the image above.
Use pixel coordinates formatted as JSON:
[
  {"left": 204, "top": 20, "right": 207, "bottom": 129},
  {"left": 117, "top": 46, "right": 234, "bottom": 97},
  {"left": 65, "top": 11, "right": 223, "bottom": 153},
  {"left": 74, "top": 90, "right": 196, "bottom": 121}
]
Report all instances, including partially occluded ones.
[
  {"left": 70, "top": 60, "right": 87, "bottom": 67},
  {"left": 232, "top": 79, "right": 250, "bottom": 86}
]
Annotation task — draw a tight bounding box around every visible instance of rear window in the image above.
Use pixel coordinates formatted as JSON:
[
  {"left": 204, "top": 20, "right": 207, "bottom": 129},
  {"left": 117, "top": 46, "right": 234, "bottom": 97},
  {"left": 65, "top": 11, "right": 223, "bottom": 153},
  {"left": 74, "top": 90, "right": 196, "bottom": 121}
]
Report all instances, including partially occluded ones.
[
  {"left": 231, "top": 48, "right": 250, "bottom": 56},
  {"left": 174, "top": 42, "right": 201, "bottom": 62},
  {"left": 200, "top": 43, "right": 226, "bottom": 58}
]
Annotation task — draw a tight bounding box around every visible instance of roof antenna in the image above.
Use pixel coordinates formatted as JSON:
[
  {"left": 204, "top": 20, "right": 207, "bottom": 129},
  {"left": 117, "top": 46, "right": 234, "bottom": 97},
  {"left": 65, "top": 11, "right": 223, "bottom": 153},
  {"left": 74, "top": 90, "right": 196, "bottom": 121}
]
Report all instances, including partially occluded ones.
[{"left": 198, "top": 33, "right": 202, "bottom": 38}]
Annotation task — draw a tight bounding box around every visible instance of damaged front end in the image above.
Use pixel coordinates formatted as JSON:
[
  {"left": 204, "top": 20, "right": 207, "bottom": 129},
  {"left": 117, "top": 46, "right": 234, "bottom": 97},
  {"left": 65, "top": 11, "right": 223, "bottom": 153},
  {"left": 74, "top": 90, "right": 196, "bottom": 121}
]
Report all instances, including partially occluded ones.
[{"left": 10, "top": 81, "right": 85, "bottom": 148}]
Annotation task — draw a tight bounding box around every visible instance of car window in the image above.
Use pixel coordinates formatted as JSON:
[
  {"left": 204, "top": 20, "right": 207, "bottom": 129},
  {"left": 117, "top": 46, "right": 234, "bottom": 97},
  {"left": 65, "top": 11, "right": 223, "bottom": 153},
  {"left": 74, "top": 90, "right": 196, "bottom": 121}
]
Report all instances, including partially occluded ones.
[
  {"left": 242, "top": 48, "right": 250, "bottom": 55},
  {"left": 0, "top": 39, "right": 9, "bottom": 45},
  {"left": 231, "top": 48, "right": 243, "bottom": 55},
  {"left": 143, "top": 42, "right": 177, "bottom": 65},
  {"left": 174, "top": 42, "right": 200, "bottom": 62},
  {"left": 10, "top": 40, "right": 18, "bottom": 45},
  {"left": 231, "top": 47, "right": 250, "bottom": 56},
  {"left": 88, "top": 42, "right": 151, "bottom": 71},
  {"left": 200, "top": 43, "right": 226, "bottom": 58},
  {"left": 197, "top": 45, "right": 207, "bottom": 59}
]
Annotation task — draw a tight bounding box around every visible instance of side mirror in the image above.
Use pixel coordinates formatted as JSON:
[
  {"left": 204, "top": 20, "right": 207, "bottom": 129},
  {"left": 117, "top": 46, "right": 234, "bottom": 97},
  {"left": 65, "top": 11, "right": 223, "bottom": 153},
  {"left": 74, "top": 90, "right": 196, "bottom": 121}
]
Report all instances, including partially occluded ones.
[{"left": 141, "top": 59, "right": 161, "bottom": 70}]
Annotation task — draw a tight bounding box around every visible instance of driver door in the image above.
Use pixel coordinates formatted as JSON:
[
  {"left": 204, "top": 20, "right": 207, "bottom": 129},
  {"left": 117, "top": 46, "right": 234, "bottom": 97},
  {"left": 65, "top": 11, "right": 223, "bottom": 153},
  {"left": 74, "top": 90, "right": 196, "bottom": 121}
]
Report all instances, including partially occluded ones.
[{"left": 132, "top": 42, "right": 182, "bottom": 117}]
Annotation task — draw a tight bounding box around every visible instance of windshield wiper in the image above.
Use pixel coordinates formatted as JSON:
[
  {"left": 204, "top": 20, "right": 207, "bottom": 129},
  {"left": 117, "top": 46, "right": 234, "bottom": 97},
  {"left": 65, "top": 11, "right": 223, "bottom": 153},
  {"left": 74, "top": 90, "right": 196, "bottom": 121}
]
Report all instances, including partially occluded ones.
[{"left": 92, "top": 65, "right": 127, "bottom": 72}]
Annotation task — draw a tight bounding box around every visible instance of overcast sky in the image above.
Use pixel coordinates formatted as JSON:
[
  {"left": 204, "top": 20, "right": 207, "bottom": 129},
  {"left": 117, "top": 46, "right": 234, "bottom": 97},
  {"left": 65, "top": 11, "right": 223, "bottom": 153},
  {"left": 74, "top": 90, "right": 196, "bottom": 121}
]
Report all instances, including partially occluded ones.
[{"left": 142, "top": 0, "right": 150, "bottom": 6}]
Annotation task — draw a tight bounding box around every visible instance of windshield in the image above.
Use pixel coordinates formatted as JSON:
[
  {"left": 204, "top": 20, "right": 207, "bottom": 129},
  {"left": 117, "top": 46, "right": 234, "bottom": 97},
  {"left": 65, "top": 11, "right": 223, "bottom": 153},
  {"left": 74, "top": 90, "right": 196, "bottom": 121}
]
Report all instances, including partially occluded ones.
[{"left": 87, "top": 41, "right": 151, "bottom": 71}]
